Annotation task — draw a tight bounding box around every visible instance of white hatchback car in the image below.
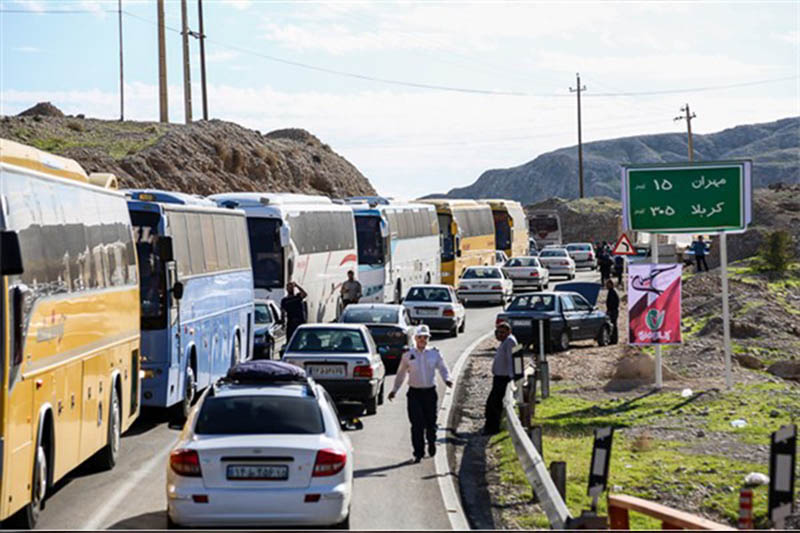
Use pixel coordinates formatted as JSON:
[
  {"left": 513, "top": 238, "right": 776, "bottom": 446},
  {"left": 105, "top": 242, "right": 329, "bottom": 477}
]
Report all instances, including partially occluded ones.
[
  {"left": 457, "top": 265, "right": 514, "bottom": 305},
  {"left": 166, "top": 361, "right": 353, "bottom": 529},
  {"left": 402, "top": 284, "right": 466, "bottom": 337},
  {"left": 537, "top": 248, "right": 576, "bottom": 279}
]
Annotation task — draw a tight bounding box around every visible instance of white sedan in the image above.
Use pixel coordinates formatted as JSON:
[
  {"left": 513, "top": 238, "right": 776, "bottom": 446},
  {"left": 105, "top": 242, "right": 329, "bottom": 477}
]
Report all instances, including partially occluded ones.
[
  {"left": 402, "top": 284, "right": 466, "bottom": 337},
  {"left": 502, "top": 256, "right": 550, "bottom": 291},
  {"left": 537, "top": 248, "right": 576, "bottom": 279},
  {"left": 457, "top": 265, "right": 514, "bottom": 305},
  {"left": 166, "top": 361, "right": 353, "bottom": 529}
]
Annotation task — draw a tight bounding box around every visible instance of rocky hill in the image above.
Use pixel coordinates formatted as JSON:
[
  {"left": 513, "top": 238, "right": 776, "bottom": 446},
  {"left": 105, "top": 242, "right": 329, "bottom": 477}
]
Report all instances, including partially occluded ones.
[
  {"left": 0, "top": 103, "right": 376, "bottom": 197},
  {"left": 436, "top": 116, "right": 799, "bottom": 204}
]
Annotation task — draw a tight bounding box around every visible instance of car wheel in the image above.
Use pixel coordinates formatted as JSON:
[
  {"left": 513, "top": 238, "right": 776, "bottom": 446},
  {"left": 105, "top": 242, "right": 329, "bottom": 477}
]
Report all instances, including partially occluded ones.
[
  {"left": 377, "top": 381, "right": 385, "bottom": 406},
  {"left": 171, "top": 366, "right": 196, "bottom": 424},
  {"left": 554, "top": 330, "right": 570, "bottom": 352},
  {"left": 267, "top": 338, "right": 274, "bottom": 360},
  {"left": 597, "top": 325, "right": 611, "bottom": 347},
  {"left": 365, "top": 394, "right": 378, "bottom": 416},
  {"left": 96, "top": 390, "right": 121, "bottom": 470},
  {"left": 458, "top": 316, "right": 466, "bottom": 333},
  {"left": 450, "top": 323, "right": 459, "bottom": 338},
  {"left": 166, "top": 513, "right": 182, "bottom": 530},
  {"left": 333, "top": 510, "right": 351, "bottom": 529}
]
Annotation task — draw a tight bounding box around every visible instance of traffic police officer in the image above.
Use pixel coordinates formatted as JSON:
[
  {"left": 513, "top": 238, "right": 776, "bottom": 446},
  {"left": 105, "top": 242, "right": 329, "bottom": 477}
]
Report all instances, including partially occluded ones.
[{"left": 388, "top": 325, "right": 453, "bottom": 463}]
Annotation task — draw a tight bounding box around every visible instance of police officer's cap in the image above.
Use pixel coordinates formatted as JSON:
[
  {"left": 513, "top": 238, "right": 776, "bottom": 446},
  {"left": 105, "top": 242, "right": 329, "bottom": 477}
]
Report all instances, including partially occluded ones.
[{"left": 414, "top": 324, "right": 431, "bottom": 338}]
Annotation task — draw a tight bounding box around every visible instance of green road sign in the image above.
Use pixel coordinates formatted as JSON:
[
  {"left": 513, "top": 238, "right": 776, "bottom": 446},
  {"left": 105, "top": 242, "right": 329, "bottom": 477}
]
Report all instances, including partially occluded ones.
[{"left": 622, "top": 161, "right": 752, "bottom": 233}]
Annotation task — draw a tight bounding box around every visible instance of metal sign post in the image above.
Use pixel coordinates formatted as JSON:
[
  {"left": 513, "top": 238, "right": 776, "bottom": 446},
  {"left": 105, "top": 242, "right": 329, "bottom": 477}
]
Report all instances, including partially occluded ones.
[
  {"left": 587, "top": 427, "right": 614, "bottom": 511},
  {"left": 769, "top": 424, "right": 797, "bottom": 528},
  {"left": 650, "top": 235, "right": 663, "bottom": 389}
]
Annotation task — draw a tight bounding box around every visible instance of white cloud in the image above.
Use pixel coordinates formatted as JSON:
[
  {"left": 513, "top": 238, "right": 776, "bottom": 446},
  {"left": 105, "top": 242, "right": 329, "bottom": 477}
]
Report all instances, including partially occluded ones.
[
  {"left": 220, "top": 0, "right": 252, "bottom": 12},
  {"left": 12, "top": 46, "right": 39, "bottom": 53}
]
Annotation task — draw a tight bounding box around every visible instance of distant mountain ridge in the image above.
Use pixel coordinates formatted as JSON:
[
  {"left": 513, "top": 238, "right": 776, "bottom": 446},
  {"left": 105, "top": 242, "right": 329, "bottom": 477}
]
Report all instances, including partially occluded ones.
[{"left": 434, "top": 116, "right": 799, "bottom": 204}]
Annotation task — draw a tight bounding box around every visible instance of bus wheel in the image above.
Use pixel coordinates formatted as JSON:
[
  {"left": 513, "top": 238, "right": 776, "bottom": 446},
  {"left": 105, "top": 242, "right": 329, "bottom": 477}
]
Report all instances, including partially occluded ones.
[
  {"left": 10, "top": 441, "right": 48, "bottom": 528},
  {"left": 171, "top": 367, "right": 196, "bottom": 424},
  {"left": 96, "top": 391, "right": 121, "bottom": 470}
]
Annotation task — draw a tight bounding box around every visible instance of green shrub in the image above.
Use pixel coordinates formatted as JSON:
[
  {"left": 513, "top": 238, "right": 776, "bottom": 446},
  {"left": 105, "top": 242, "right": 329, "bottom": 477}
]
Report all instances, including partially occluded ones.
[{"left": 756, "top": 230, "right": 795, "bottom": 274}]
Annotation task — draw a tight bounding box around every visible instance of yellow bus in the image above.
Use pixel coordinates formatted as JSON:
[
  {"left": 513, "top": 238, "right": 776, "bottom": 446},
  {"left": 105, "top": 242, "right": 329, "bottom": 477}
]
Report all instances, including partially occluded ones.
[
  {"left": 482, "top": 199, "right": 529, "bottom": 259},
  {"left": 0, "top": 140, "right": 140, "bottom": 527},
  {"left": 419, "top": 200, "right": 496, "bottom": 286}
]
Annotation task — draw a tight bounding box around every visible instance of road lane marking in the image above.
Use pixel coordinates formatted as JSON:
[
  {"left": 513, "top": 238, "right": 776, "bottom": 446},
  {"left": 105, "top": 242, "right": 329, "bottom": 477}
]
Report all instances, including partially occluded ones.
[
  {"left": 435, "top": 328, "right": 494, "bottom": 530},
  {"left": 82, "top": 438, "right": 178, "bottom": 530}
]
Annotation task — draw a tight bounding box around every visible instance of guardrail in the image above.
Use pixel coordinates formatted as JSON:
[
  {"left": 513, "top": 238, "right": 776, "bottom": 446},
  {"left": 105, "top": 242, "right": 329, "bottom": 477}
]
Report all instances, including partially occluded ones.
[
  {"left": 607, "top": 494, "right": 729, "bottom": 530},
  {"left": 503, "top": 384, "right": 572, "bottom": 529}
]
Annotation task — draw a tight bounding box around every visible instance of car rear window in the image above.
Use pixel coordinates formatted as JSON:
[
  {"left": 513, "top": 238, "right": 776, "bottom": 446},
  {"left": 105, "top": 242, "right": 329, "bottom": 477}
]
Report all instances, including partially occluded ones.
[
  {"left": 342, "top": 307, "right": 399, "bottom": 324},
  {"left": 405, "top": 287, "right": 452, "bottom": 302},
  {"left": 195, "top": 395, "right": 324, "bottom": 435},
  {"left": 508, "top": 294, "right": 556, "bottom": 311},
  {"left": 462, "top": 268, "right": 502, "bottom": 279},
  {"left": 288, "top": 328, "right": 368, "bottom": 353},
  {"left": 566, "top": 244, "right": 591, "bottom": 251},
  {"left": 506, "top": 258, "right": 539, "bottom": 267},
  {"left": 540, "top": 250, "right": 566, "bottom": 257}
]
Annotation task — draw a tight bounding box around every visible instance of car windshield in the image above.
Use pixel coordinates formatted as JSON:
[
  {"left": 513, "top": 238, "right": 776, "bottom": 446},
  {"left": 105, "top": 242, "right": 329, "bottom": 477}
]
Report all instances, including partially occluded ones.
[
  {"left": 508, "top": 294, "right": 556, "bottom": 311},
  {"left": 540, "top": 250, "right": 567, "bottom": 257},
  {"left": 342, "top": 307, "right": 399, "bottom": 324},
  {"left": 506, "top": 258, "right": 540, "bottom": 267},
  {"left": 462, "top": 268, "right": 501, "bottom": 279},
  {"left": 288, "top": 328, "right": 368, "bottom": 353},
  {"left": 405, "top": 287, "right": 452, "bottom": 302},
  {"left": 194, "top": 396, "right": 324, "bottom": 435},
  {"left": 254, "top": 304, "right": 272, "bottom": 326},
  {"left": 566, "top": 244, "right": 591, "bottom": 251}
]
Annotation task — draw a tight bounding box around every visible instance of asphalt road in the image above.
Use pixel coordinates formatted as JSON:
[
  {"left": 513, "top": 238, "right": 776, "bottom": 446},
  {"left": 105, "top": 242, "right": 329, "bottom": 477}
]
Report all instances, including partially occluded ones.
[{"left": 34, "top": 267, "right": 599, "bottom": 530}]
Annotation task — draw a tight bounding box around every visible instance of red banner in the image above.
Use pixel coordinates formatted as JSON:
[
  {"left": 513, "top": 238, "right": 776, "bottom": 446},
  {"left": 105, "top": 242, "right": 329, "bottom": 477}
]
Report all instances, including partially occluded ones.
[{"left": 627, "top": 263, "right": 682, "bottom": 345}]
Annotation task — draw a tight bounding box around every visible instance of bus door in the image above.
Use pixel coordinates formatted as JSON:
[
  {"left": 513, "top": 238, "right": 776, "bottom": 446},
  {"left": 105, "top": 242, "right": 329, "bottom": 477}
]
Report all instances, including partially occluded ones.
[
  {"left": 165, "top": 260, "right": 182, "bottom": 373},
  {"left": 381, "top": 217, "right": 392, "bottom": 286}
]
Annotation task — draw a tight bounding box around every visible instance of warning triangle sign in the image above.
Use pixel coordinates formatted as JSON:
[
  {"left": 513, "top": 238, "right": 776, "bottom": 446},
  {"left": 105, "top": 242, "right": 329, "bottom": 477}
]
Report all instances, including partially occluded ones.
[{"left": 612, "top": 233, "right": 636, "bottom": 255}]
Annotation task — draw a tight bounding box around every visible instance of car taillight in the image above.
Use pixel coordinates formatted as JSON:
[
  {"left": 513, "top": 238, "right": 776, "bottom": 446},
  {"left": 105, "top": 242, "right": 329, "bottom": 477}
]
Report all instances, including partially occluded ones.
[
  {"left": 530, "top": 271, "right": 539, "bottom": 277},
  {"left": 313, "top": 448, "right": 347, "bottom": 477},
  {"left": 495, "top": 317, "right": 505, "bottom": 326},
  {"left": 170, "top": 449, "right": 201, "bottom": 477},
  {"left": 458, "top": 285, "right": 468, "bottom": 291},
  {"left": 491, "top": 285, "right": 502, "bottom": 290},
  {"left": 443, "top": 309, "right": 455, "bottom": 317},
  {"left": 354, "top": 365, "right": 373, "bottom": 378},
  {"left": 562, "top": 261, "right": 569, "bottom": 265}
]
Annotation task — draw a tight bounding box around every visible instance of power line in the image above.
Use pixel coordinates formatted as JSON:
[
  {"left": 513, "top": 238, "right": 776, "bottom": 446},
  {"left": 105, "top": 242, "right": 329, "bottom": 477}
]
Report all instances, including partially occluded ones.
[{"left": 584, "top": 76, "right": 798, "bottom": 97}]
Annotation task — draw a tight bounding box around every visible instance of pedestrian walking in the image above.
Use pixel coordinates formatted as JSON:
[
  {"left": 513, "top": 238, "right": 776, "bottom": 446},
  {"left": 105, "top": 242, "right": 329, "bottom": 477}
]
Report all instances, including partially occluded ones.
[
  {"left": 482, "top": 322, "right": 517, "bottom": 436},
  {"left": 606, "top": 279, "right": 619, "bottom": 344},
  {"left": 340, "top": 270, "right": 362, "bottom": 308},
  {"left": 280, "top": 281, "right": 308, "bottom": 343},
  {"left": 599, "top": 251, "right": 612, "bottom": 284},
  {"left": 691, "top": 235, "right": 709, "bottom": 272},
  {"left": 388, "top": 325, "right": 453, "bottom": 463},
  {"left": 614, "top": 254, "right": 624, "bottom": 285}
]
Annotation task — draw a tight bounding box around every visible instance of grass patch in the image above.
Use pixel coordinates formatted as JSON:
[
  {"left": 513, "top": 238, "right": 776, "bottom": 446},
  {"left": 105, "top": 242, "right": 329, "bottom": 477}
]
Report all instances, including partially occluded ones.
[{"left": 682, "top": 314, "right": 711, "bottom": 338}]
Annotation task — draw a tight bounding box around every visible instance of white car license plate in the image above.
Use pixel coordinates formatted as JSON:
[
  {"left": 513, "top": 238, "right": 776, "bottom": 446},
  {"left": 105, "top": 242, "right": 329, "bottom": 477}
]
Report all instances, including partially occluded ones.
[
  {"left": 416, "top": 309, "right": 439, "bottom": 316},
  {"left": 512, "top": 319, "right": 531, "bottom": 327},
  {"left": 226, "top": 464, "right": 289, "bottom": 480},
  {"left": 306, "top": 364, "right": 346, "bottom": 378}
]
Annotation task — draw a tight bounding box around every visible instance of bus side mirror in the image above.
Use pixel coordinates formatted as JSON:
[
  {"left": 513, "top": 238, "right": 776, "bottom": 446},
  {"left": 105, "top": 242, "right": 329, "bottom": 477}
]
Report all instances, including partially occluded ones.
[
  {"left": 279, "top": 226, "right": 290, "bottom": 247},
  {"left": 157, "top": 236, "right": 174, "bottom": 262},
  {"left": 1, "top": 231, "right": 24, "bottom": 276},
  {"left": 172, "top": 280, "right": 184, "bottom": 301},
  {"left": 380, "top": 219, "right": 389, "bottom": 238}
]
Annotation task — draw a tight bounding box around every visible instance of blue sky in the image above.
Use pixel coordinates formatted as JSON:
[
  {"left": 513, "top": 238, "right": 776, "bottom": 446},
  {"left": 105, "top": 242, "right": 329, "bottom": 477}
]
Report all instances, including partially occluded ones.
[{"left": 1, "top": 0, "right": 798, "bottom": 198}]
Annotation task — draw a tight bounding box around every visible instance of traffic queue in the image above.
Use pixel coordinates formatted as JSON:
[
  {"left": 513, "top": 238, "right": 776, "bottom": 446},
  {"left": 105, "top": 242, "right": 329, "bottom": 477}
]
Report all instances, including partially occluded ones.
[{"left": 0, "top": 139, "right": 617, "bottom": 529}]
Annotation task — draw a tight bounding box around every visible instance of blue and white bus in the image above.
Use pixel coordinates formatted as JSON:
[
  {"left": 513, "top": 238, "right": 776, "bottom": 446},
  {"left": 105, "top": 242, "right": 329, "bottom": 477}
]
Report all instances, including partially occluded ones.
[
  {"left": 208, "top": 193, "right": 358, "bottom": 325},
  {"left": 127, "top": 190, "right": 254, "bottom": 419},
  {"left": 347, "top": 198, "right": 440, "bottom": 303}
]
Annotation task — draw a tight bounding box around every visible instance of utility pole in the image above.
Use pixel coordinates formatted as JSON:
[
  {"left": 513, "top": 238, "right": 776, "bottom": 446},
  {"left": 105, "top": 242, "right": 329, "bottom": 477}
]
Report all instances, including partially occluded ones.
[
  {"left": 180, "top": 0, "right": 193, "bottom": 124},
  {"left": 117, "top": 0, "right": 124, "bottom": 121},
  {"left": 674, "top": 103, "right": 696, "bottom": 162},
  {"left": 569, "top": 73, "right": 587, "bottom": 198},
  {"left": 157, "top": 0, "right": 168, "bottom": 123},
  {"left": 196, "top": 0, "right": 208, "bottom": 120}
]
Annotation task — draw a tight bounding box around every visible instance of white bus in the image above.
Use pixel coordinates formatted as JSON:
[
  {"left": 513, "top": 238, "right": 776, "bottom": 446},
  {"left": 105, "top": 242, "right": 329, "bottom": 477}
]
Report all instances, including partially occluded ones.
[
  {"left": 528, "top": 210, "right": 562, "bottom": 248},
  {"left": 209, "top": 193, "right": 358, "bottom": 324},
  {"left": 347, "top": 198, "right": 440, "bottom": 303}
]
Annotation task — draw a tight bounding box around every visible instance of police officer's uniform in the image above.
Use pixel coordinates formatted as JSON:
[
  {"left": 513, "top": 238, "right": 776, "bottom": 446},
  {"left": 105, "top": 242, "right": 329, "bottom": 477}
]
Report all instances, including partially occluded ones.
[{"left": 391, "top": 326, "right": 451, "bottom": 461}]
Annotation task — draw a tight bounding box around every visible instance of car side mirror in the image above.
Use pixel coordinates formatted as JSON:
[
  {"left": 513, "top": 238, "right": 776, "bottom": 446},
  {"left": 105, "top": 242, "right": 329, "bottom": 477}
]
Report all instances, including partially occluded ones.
[
  {"left": 157, "top": 236, "right": 174, "bottom": 262},
  {"left": 172, "top": 280, "right": 184, "bottom": 301},
  {"left": 1, "top": 231, "right": 24, "bottom": 276}
]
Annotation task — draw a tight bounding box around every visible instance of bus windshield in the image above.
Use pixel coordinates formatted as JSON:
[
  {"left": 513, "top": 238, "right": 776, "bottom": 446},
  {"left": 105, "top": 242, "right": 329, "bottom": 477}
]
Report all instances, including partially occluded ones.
[
  {"left": 438, "top": 213, "right": 454, "bottom": 262},
  {"left": 355, "top": 215, "right": 384, "bottom": 265},
  {"left": 131, "top": 210, "right": 166, "bottom": 330},
  {"left": 247, "top": 218, "right": 284, "bottom": 290},
  {"left": 493, "top": 211, "right": 511, "bottom": 251},
  {"left": 530, "top": 216, "right": 559, "bottom": 235}
]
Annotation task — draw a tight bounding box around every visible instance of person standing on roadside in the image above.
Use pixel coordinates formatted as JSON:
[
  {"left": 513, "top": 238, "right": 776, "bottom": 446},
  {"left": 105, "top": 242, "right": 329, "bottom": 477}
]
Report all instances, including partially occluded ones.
[
  {"left": 599, "top": 249, "right": 613, "bottom": 284},
  {"left": 388, "top": 325, "right": 453, "bottom": 463},
  {"left": 606, "top": 278, "right": 620, "bottom": 344},
  {"left": 614, "top": 254, "right": 624, "bottom": 285},
  {"left": 482, "top": 321, "right": 517, "bottom": 436},
  {"left": 691, "top": 235, "right": 709, "bottom": 272},
  {"left": 280, "top": 281, "right": 308, "bottom": 343},
  {"left": 340, "top": 270, "right": 362, "bottom": 309}
]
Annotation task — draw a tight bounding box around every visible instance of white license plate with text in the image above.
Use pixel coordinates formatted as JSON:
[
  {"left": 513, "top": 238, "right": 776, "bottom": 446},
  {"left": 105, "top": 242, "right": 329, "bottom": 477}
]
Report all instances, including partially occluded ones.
[{"left": 306, "top": 364, "right": 347, "bottom": 378}]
